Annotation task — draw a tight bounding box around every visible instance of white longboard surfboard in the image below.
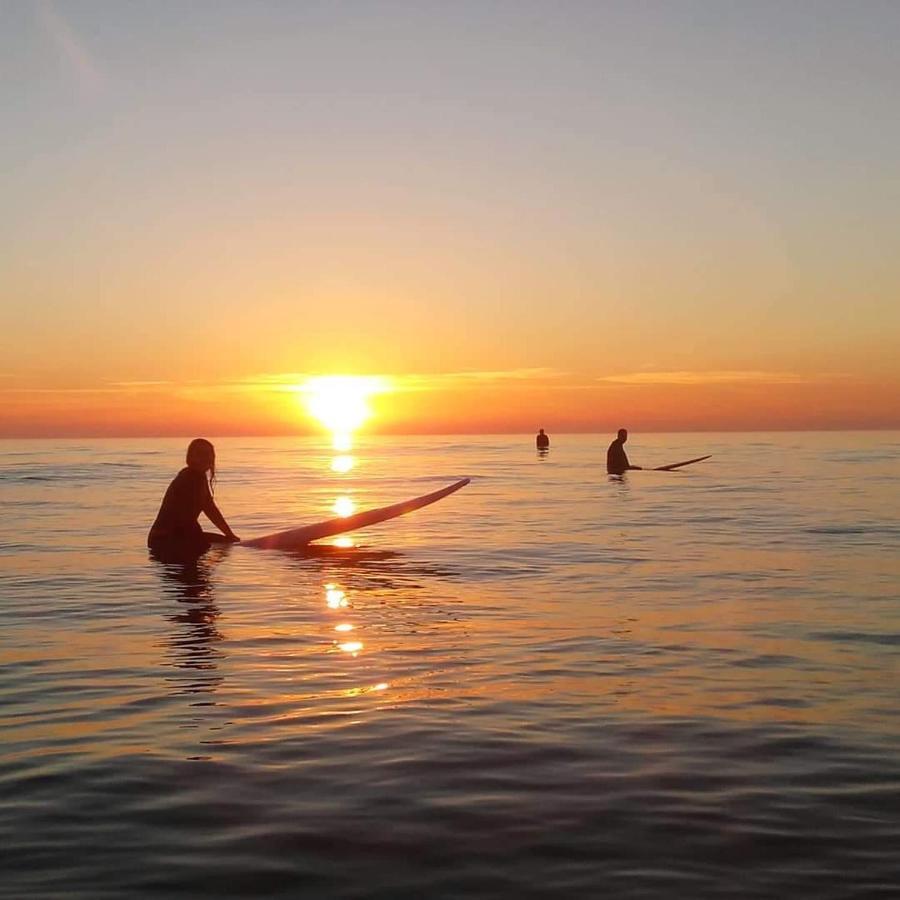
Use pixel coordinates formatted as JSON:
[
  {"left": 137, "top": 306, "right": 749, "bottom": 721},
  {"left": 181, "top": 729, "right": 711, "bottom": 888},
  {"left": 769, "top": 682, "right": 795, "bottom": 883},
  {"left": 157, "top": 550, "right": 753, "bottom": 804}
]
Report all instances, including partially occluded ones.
[{"left": 243, "top": 478, "right": 470, "bottom": 551}]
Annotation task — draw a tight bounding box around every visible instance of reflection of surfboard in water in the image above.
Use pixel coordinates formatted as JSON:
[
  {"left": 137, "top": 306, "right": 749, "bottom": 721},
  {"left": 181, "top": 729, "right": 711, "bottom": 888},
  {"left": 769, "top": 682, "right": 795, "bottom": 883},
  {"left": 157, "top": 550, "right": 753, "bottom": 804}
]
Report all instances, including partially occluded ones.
[
  {"left": 243, "top": 478, "right": 470, "bottom": 551},
  {"left": 653, "top": 455, "right": 711, "bottom": 471}
]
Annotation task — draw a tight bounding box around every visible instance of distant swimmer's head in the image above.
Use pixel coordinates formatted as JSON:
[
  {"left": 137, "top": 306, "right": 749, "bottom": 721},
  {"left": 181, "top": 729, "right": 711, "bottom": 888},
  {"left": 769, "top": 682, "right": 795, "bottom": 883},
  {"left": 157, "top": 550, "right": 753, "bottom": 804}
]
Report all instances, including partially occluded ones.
[
  {"left": 539, "top": 429, "right": 545, "bottom": 435},
  {"left": 186, "top": 438, "right": 216, "bottom": 477},
  {"left": 617, "top": 428, "right": 628, "bottom": 442}
]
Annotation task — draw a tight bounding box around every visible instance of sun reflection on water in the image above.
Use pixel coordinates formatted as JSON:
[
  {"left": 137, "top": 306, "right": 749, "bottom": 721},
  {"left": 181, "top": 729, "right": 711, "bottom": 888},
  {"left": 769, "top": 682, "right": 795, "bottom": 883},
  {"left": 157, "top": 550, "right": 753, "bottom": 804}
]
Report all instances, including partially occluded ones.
[
  {"left": 322, "top": 580, "right": 388, "bottom": 696},
  {"left": 333, "top": 496, "right": 355, "bottom": 517},
  {"left": 332, "top": 433, "right": 353, "bottom": 452},
  {"left": 325, "top": 585, "right": 348, "bottom": 608},
  {"left": 342, "top": 681, "right": 390, "bottom": 698},
  {"left": 330, "top": 455, "right": 355, "bottom": 473}
]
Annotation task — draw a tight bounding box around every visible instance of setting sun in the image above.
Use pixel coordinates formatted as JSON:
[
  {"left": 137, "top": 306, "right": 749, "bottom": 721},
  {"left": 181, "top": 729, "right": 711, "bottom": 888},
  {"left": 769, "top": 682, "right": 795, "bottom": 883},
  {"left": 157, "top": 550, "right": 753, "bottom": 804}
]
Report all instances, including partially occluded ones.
[{"left": 297, "top": 376, "right": 389, "bottom": 449}]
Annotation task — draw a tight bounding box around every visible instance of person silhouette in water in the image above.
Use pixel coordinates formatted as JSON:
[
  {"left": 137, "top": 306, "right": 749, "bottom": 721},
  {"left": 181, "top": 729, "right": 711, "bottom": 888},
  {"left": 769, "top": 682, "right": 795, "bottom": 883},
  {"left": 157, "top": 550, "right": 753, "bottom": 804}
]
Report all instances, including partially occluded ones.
[
  {"left": 606, "top": 429, "right": 642, "bottom": 475},
  {"left": 148, "top": 439, "right": 240, "bottom": 560},
  {"left": 536, "top": 428, "right": 550, "bottom": 450}
]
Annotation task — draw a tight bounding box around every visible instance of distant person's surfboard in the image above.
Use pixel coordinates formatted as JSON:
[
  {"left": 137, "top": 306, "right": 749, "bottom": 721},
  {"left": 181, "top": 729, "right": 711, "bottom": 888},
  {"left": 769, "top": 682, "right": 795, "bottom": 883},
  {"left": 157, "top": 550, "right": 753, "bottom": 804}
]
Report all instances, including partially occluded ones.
[
  {"left": 653, "top": 455, "right": 711, "bottom": 471},
  {"left": 243, "top": 478, "right": 470, "bottom": 551}
]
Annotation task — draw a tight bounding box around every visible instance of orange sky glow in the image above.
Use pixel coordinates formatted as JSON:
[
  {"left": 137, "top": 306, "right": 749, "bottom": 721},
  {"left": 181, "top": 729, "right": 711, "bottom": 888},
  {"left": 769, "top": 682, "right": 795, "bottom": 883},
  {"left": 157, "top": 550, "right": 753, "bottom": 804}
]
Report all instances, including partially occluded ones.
[
  {"left": 3, "top": 369, "right": 898, "bottom": 438},
  {"left": 2, "top": 3, "right": 899, "bottom": 436}
]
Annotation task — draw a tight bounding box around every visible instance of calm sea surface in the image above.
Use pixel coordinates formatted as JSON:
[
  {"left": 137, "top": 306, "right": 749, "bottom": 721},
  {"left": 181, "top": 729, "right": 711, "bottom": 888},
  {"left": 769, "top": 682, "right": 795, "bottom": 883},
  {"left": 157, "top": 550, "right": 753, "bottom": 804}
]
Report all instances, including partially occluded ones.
[{"left": 1, "top": 433, "right": 898, "bottom": 899}]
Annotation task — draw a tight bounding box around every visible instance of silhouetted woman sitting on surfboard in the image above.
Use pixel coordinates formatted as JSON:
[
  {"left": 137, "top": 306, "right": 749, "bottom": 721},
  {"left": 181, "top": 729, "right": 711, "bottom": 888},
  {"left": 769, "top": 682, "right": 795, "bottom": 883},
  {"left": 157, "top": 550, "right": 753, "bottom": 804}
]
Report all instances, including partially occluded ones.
[{"left": 148, "top": 439, "right": 240, "bottom": 561}]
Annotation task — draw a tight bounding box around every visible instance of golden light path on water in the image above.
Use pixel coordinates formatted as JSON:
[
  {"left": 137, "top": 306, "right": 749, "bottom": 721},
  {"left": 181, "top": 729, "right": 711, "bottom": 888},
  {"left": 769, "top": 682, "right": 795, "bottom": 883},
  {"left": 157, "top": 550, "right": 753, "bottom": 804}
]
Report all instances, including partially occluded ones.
[{"left": 299, "top": 376, "right": 395, "bottom": 696}]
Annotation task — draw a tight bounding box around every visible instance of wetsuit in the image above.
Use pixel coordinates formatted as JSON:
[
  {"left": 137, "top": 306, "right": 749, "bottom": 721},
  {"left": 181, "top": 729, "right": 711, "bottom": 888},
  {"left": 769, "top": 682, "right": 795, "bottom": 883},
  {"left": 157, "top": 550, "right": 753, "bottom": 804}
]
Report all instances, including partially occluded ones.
[
  {"left": 148, "top": 467, "right": 212, "bottom": 559},
  {"left": 606, "top": 438, "right": 631, "bottom": 475},
  {"left": 536, "top": 433, "right": 550, "bottom": 450}
]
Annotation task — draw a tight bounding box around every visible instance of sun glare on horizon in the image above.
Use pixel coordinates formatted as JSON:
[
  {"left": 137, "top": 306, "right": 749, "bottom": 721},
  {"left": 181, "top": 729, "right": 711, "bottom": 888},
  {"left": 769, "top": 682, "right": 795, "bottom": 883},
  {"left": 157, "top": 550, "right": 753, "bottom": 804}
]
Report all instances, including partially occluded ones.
[{"left": 298, "top": 376, "right": 389, "bottom": 449}]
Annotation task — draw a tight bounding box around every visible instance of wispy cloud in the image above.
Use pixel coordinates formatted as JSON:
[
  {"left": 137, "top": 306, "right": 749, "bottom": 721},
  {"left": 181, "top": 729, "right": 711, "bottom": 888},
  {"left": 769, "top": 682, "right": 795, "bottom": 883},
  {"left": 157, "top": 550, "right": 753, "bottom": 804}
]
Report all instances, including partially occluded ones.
[
  {"left": 597, "top": 370, "right": 849, "bottom": 386},
  {"left": 2, "top": 381, "right": 172, "bottom": 395},
  {"left": 393, "top": 368, "right": 565, "bottom": 391},
  {"left": 36, "top": 0, "right": 104, "bottom": 97},
  {"left": 228, "top": 368, "right": 567, "bottom": 393},
  {"left": 2, "top": 387, "right": 126, "bottom": 395},
  {"left": 3, "top": 369, "right": 855, "bottom": 398}
]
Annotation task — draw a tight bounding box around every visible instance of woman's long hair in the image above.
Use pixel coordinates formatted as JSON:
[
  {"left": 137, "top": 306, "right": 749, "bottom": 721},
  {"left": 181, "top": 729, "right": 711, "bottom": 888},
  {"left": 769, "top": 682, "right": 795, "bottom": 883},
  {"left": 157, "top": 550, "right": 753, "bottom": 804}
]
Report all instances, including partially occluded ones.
[{"left": 186, "top": 438, "right": 216, "bottom": 495}]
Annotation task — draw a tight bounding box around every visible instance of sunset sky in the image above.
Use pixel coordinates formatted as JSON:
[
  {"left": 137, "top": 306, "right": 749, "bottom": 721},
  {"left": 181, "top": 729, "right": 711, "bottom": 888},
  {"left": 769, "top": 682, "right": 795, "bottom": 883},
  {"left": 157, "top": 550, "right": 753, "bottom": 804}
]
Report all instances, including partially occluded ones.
[{"left": 2, "top": 1, "right": 899, "bottom": 436}]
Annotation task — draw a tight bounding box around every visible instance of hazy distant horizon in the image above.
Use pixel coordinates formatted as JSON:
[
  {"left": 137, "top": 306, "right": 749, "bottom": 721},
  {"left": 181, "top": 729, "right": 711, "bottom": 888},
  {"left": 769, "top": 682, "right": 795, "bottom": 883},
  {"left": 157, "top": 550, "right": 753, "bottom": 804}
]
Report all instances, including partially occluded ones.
[{"left": 3, "top": 426, "right": 899, "bottom": 441}]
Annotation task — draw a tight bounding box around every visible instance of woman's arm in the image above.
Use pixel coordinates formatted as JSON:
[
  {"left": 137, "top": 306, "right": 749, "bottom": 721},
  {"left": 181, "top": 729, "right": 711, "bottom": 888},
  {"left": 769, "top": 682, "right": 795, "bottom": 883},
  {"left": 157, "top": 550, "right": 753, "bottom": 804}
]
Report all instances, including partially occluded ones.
[{"left": 203, "top": 497, "right": 240, "bottom": 541}]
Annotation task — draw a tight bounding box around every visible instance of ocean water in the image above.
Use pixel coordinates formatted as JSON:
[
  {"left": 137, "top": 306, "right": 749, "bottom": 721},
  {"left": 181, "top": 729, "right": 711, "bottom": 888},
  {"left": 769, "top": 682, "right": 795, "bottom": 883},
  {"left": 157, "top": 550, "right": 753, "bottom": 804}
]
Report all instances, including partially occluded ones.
[{"left": 1, "top": 432, "right": 898, "bottom": 899}]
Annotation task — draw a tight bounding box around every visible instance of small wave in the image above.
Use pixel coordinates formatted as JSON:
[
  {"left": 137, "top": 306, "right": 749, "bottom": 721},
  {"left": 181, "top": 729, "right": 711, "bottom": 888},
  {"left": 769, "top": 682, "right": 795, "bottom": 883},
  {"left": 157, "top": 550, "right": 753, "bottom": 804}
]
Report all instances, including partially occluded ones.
[
  {"left": 730, "top": 653, "right": 803, "bottom": 669},
  {"left": 809, "top": 630, "right": 900, "bottom": 647},
  {"left": 805, "top": 524, "right": 900, "bottom": 536},
  {"left": 0, "top": 463, "right": 147, "bottom": 483}
]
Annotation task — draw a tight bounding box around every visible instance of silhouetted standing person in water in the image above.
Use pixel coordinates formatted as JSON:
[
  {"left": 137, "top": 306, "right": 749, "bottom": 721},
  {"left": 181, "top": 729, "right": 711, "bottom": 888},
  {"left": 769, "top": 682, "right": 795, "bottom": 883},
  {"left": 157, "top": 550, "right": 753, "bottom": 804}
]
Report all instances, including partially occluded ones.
[
  {"left": 148, "top": 439, "right": 240, "bottom": 561},
  {"left": 536, "top": 428, "right": 550, "bottom": 450},
  {"left": 607, "top": 429, "right": 642, "bottom": 475}
]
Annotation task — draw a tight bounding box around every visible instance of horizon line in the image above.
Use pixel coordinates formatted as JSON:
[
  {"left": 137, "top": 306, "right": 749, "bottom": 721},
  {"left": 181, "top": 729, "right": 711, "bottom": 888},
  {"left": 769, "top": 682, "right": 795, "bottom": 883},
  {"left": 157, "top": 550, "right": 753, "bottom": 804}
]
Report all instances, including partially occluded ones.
[{"left": 2, "top": 426, "right": 900, "bottom": 441}]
